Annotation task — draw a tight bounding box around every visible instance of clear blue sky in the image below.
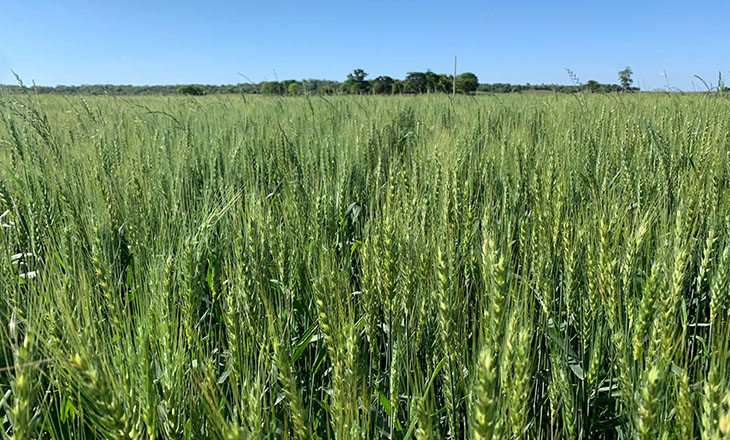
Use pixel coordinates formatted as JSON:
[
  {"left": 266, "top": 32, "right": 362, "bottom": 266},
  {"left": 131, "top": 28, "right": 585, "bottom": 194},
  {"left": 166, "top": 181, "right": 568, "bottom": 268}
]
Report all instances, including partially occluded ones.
[{"left": 1, "top": 0, "right": 728, "bottom": 90}]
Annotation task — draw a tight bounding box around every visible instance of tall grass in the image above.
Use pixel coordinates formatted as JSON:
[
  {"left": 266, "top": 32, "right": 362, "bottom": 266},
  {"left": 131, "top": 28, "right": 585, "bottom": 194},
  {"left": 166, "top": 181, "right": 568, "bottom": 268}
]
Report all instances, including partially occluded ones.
[{"left": 1, "top": 91, "right": 729, "bottom": 438}]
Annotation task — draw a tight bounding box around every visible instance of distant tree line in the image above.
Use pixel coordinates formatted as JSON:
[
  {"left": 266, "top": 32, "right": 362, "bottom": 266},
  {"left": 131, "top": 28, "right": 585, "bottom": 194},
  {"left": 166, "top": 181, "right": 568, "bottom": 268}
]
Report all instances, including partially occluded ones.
[
  {"left": 0, "top": 80, "right": 341, "bottom": 96},
  {"left": 477, "top": 82, "right": 636, "bottom": 94},
  {"left": 338, "top": 69, "right": 480, "bottom": 95},
  {"left": 1, "top": 68, "right": 641, "bottom": 96}
]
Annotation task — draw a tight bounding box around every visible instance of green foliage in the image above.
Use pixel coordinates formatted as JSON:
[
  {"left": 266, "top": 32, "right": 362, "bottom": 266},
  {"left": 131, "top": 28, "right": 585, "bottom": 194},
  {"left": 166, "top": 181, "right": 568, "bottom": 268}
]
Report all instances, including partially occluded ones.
[
  {"left": 391, "top": 79, "right": 404, "bottom": 94},
  {"left": 177, "top": 85, "right": 206, "bottom": 95},
  {"left": 424, "top": 70, "right": 439, "bottom": 92},
  {"left": 260, "top": 81, "right": 283, "bottom": 95},
  {"left": 404, "top": 72, "right": 427, "bottom": 93},
  {"left": 287, "top": 82, "right": 302, "bottom": 96},
  {"left": 301, "top": 79, "right": 340, "bottom": 95},
  {"left": 436, "top": 73, "right": 453, "bottom": 93},
  {"left": 1, "top": 93, "right": 728, "bottom": 439},
  {"left": 371, "top": 76, "right": 394, "bottom": 94},
  {"left": 619, "top": 66, "right": 634, "bottom": 90},
  {"left": 349, "top": 68, "right": 367, "bottom": 83},
  {"left": 342, "top": 68, "right": 370, "bottom": 94},
  {"left": 406, "top": 70, "right": 453, "bottom": 93},
  {"left": 586, "top": 79, "right": 602, "bottom": 93},
  {"left": 456, "top": 72, "right": 478, "bottom": 93}
]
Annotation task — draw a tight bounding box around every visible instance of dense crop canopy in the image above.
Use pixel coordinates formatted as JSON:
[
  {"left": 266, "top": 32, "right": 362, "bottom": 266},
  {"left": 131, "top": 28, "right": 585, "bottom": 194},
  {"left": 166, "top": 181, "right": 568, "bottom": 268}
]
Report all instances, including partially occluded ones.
[{"left": 1, "top": 93, "right": 730, "bottom": 438}]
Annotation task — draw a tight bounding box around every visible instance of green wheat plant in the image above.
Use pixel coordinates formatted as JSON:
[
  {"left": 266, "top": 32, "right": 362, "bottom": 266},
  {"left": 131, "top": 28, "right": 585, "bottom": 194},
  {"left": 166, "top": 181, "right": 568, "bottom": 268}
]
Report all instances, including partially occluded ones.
[{"left": 1, "top": 90, "right": 730, "bottom": 438}]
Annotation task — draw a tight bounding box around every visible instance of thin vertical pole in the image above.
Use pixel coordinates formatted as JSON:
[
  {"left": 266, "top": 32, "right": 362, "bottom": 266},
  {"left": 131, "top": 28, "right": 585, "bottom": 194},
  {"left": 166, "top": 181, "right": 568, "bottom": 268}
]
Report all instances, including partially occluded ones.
[{"left": 453, "top": 55, "right": 457, "bottom": 96}]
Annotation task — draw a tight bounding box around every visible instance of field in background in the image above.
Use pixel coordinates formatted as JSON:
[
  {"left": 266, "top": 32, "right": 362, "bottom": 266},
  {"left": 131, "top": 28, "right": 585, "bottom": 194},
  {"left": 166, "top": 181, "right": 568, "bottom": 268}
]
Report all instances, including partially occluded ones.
[{"left": 1, "top": 93, "right": 730, "bottom": 439}]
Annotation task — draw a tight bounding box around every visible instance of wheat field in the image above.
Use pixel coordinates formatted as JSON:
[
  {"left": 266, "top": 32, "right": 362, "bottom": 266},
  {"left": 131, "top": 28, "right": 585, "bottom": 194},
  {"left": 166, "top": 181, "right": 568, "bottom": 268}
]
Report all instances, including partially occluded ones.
[{"left": 1, "top": 92, "right": 729, "bottom": 439}]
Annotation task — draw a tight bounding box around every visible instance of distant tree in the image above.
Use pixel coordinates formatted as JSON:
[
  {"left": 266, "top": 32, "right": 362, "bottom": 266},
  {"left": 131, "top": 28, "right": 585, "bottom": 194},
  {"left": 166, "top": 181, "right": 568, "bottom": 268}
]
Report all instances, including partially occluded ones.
[
  {"left": 239, "top": 84, "right": 258, "bottom": 94},
  {"left": 177, "top": 85, "right": 205, "bottom": 96},
  {"left": 404, "top": 72, "right": 427, "bottom": 94},
  {"left": 494, "top": 83, "right": 512, "bottom": 93},
  {"left": 371, "top": 76, "right": 394, "bottom": 94},
  {"left": 437, "top": 74, "right": 453, "bottom": 93},
  {"left": 343, "top": 68, "right": 370, "bottom": 94},
  {"left": 456, "top": 72, "right": 478, "bottom": 94},
  {"left": 287, "top": 82, "right": 302, "bottom": 96},
  {"left": 619, "top": 67, "right": 634, "bottom": 91},
  {"left": 261, "top": 81, "right": 283, "bottom": 95},
  {"left": 424, "top": 70, "right": 440, "bottom": 93},
  {"left": 318, "top": 82, "right": 339, "bottom": 95},
  {"left": 585, "top": 80, "right": 601, "bottom": 93},
  {"left": 280, "top": 79, "right": 296, "bottom": 93},
  {"left": 392, "top": 80, "right": 404, "bottom": 94},
  {"left": 300, "top": 79, "right": 340, "bottom": 95},
  {"left": 351, "top": 68, "right": 367, "bottom": 82}
]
